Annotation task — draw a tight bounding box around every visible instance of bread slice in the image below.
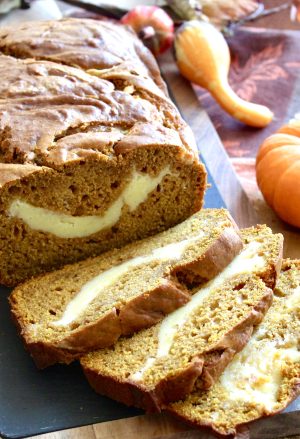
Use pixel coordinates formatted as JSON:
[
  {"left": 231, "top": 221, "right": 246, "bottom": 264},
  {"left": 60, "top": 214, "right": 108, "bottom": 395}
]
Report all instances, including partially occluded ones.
[
  {"left": 9, "top": 209, "right": 242, "bottom": 369},
  {"left": 81, "top": 226, "right": 283, "bottom": 411},
  {"left": 167, "top": 259, "right": 300, "bottom": 437},
  {"left": 0, "top": 23, "right": 206, "bottom": 286}
]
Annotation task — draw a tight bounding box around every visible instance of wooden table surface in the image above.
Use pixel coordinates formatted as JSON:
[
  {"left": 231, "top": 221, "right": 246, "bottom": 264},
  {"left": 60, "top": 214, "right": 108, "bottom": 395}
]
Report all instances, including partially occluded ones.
[{"left": 1, "top": 1, "right": 299, "bottom": 439}]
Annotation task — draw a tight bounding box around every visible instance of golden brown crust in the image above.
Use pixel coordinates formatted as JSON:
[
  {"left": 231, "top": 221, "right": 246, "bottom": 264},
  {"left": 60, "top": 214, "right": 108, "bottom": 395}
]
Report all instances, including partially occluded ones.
[
  {"left": 173, "top": 226, "right": 243, "bottom": 283},
  {"left": 17, "top": 281, "right": 191, "bottom": 368},
  {"left": 83, "top": 368, "right": 162, "bottom": 412},
  {"left": 0, "top": 18, "right": 167, "bottom": 93},
  {"left": 81, "top": 288, "right": 273, "bottom": 411},
  {"left": 0, "top": 163, "right": 46, "bottom": 188},
  {"left": 10, "top": 306, "right": 79, "bottom": 368},
  {"left": 118, "top": 280, "right": 191, "bottom": 336},
  {"left": 119, "top": 227, "right": 244, "bottom": 336},
  {"left": 83, "top": 358, "right": 205, "bottom": 414},
  {"left": 0, "top": 55, "right": 189, "bottom": 166}
]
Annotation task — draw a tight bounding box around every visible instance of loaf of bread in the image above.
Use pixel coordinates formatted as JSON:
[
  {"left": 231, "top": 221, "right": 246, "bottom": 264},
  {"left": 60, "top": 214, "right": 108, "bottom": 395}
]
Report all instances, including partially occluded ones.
[
  {"left": 9, "top": 209, "right": 242, "bottom": 369},
  {"left": 168, "top": 259, "right": 300, "bottom": 436},
  {"left": 81, "top": 226, "right": 283, "bottom": 411},
  {"left": 0, "top": 18, "right": 206, "bottom": 286}
]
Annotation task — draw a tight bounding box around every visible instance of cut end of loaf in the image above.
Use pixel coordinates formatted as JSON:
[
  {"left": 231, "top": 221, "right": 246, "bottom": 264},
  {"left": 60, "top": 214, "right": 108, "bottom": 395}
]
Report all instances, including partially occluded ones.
[
  {"left": 0, "top": 18, "right": 207, "bottom": 286},
  {"left": 1, "top": 143, "right": 206, "bottom": 286}
]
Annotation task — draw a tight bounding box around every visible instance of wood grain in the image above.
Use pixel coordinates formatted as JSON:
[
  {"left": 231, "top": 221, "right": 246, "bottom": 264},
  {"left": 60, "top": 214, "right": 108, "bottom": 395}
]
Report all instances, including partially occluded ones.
[
  {"left": 33, "top": 425, "right": 96, "bottom": 439},
  {"left": 25, "top": 418, "right": 300, "bottom": 439}
]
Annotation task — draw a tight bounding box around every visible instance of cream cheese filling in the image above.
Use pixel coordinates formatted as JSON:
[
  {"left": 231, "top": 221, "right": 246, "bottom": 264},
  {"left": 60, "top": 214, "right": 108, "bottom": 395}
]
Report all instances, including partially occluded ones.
[
  {"left": 220, "top": 282, "right": 300, "bottom": 411},
  {"left": 8, "top": 167, "right": 171, "bottom": 239},
  {"left": 131, "top": 241, "right": 266, "bottom": 381},
  {"left": 286, "top": 285, "right": 300, "bottom": 311},
  {"left": 52, "top": 230, "right": 205, "bottom": 327}
]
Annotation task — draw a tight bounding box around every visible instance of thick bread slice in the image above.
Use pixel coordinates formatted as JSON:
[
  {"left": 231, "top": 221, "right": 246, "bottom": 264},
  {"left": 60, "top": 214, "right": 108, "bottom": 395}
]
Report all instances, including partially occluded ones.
[
  {"left": 81, "top": 226, "right": 283, "bottom": 411},
  {"left": 167, "top": 259, "right": 300, "bottom": 437},
  {"left": 9, "top": 209, "right": 242, "bottom": 369},
  {"left": 0, "top": 19, "right": 206, "bottom": 286}
]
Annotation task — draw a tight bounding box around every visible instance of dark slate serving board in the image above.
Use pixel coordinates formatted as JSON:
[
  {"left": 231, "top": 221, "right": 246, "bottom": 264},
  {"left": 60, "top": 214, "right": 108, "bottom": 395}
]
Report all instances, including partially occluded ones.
[{"left": 0, "top": 164, "right": 224, "bottom": 439}]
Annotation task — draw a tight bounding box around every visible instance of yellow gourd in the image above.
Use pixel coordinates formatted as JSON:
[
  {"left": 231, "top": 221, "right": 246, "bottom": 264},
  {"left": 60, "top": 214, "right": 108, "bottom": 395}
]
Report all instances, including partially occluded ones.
[{"left": 174, "top": 20, "right": 273, "bottom": 128}]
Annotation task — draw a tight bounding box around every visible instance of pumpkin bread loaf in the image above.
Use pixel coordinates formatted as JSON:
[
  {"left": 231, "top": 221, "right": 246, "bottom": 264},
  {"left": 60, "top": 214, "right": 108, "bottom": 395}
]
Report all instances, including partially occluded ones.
[
  {"left": 81, "top": 226, "right": 283, "bottom": 411},
  {"left": 9, "top": 209, "right": 242, "bottom": 369},
  {"left": 0, "top": 18, "right": 206, "bottom": 286},
  {"left": 168, "top": 259, "right": 300, "bottom": 437}
]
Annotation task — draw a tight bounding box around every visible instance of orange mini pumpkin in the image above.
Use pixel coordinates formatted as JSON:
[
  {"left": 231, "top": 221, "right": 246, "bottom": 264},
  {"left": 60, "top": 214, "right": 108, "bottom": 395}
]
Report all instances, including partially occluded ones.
[{"left": 256, "top": 118, "right": 300, "bottom": 227}]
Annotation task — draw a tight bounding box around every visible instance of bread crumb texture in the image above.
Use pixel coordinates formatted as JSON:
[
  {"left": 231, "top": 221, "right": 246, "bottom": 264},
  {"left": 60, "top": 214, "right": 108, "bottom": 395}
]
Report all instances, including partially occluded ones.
[
  {"left": 10, "top": 209, "right": 242, "bottom": 368},
  {"left": 0, "top": 18, "right": 206, "bottom": 286},
  {"left": 80, "top": 226, "right": 283, "bottom": 410},
  {"left": 168, "top": 259, "right": 300, "bottom": 436}
]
